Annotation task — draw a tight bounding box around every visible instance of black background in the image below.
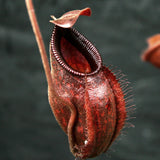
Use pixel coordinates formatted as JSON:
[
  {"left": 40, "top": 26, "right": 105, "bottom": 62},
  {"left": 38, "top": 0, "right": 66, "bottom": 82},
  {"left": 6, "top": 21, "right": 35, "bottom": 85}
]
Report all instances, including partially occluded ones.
[{"left": 0, "top": 0, "right": 160, "bottom": 160}]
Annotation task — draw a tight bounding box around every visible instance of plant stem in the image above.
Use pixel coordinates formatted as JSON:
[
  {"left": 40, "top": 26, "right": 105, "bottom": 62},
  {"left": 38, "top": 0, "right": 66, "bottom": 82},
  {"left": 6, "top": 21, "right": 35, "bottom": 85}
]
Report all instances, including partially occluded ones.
[{"left": 25, "top": 0, "right": 53, "bottom": 90}]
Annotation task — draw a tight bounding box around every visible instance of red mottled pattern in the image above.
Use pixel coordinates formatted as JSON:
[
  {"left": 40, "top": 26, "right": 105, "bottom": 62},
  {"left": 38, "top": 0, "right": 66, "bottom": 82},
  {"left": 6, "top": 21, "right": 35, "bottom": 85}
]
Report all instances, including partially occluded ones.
[
  {"left": 48, "top": 25, "right": 126, "bottom": 159},
  {"left": 60, "top": 37, "right": 91, "bottom": 73},
  {"left": 49, "top": 53, "right": 125, "bottom": 158},
  {"left": 102, "top": 66, "right": 126, "bottom": 148}
]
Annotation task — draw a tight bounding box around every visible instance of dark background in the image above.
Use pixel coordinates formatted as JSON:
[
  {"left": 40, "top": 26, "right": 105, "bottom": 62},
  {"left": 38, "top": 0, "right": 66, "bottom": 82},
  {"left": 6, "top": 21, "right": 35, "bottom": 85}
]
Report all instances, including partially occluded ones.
[{"left": 1, "top": 0, "right": 160, "bottom": 160}]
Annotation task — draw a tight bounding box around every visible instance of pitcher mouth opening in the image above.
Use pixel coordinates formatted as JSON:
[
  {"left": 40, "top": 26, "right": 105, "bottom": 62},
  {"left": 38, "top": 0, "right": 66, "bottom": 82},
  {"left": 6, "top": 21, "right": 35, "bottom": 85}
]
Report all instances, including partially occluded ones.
[{"left": 50, "top": 26, "right": 102, "bottom": 76}]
